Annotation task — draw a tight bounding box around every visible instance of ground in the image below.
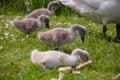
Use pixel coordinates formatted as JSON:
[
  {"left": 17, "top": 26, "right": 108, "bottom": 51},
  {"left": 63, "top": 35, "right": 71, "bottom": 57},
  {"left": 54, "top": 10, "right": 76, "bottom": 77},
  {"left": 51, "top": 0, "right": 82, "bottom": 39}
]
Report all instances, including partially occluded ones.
[{"left": 0, "top": 14, "right": 120, "bottom": 80}]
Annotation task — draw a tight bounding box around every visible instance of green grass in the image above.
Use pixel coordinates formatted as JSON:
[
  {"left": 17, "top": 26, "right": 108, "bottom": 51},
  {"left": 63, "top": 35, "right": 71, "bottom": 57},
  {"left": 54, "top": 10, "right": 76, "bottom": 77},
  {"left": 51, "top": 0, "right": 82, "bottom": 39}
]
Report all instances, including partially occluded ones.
[
  {"left": 0, "top": 13, "right": 120, "bottom": 80},
  {"left": 0, "top": 0, "right": 75, "bottom": 16}
]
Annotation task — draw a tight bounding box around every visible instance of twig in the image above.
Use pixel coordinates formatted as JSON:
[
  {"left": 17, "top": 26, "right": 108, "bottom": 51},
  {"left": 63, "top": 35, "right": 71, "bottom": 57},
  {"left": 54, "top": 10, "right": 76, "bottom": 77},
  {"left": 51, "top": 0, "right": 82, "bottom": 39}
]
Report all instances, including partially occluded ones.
[
  {"left": 58, "top": 72, "right": 64, "bottom": 80},
  {"left": 58, "top": 66, "right": 72, "bottom": 72},
  {"left": 50, "top": 78, "right": 57, "bottom": 80},
  {"left": 51, "top": 60, "right": 92, "bottom": 80},
  {"left": 50, "top": 72, "right": 64, "bottom": 80},
  {"left": 76, "top": 60, "right": 92, "bottom": 69},
  {"left": 112, "top": 73, "right": 120, "bottom": 80},
  {"left": 72, "top": 71, "right": 81, "bottom": 76}
]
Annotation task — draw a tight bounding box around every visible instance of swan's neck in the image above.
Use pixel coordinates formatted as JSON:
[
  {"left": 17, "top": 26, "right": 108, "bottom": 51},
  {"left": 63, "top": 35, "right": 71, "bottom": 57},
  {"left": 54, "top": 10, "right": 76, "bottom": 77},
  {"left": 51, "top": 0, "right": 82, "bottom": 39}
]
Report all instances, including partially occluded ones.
[
  {"left": 71, "top": 26, "right": 78, "bottom": 33},
  {"left": 36, "top": 17, "right": 44, "bottom": 28},
  {"left": 71, "top": 26, "right": 82, "bottom": 35},
  {"left": 71, "top": 52, "right": 80, "bottom": 60},
  {"left": 47, "top": 4, "right": 54, "bottom": 14},
  {"left": 64, "top": 55, "right": 78, "bottom": 67},
  {"left": 37, "top": 21, "right": 44, "bottom": 29},
  {"left": 71, "top": 25, "right": 86, "bottom": 37}
]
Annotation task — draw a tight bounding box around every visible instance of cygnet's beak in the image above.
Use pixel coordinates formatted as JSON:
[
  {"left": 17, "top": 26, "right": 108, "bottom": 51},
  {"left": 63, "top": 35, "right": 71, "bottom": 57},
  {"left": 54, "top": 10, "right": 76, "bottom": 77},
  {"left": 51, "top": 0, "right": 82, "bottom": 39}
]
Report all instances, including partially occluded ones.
[
  {"left": 46, "top": 23, "right": 49, "bottom": 28},
  {"left": 80, "top": 54, "right": 89, "bottom": 62},
  {"left": 84, "top": 57, "right": 89, "bottom": 62},
  {"left": 44, "top": 19, "right": 49, "bottom": 28},
  {"left": 81, "top": 36, "right": 85, "bottom": 43}
]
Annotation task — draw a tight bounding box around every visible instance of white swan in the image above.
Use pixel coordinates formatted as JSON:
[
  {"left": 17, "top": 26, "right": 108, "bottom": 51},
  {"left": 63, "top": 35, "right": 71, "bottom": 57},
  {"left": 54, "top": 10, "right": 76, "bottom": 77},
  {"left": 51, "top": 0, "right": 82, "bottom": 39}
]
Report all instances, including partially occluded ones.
[
  {"left": 24, "top": 1, "right": 60, "bottom": 19},
  {"left": 31, "top": 48, "right": 89, "bottom": 69},
  {"left": 11, "top": 15, "right": 50, "bottom": 35},
  {"left": 59, "top": 0, "right": 120, "bottom": 42},
  {"left": 37, "top": 24, "right": 86, "bottom": 50}
]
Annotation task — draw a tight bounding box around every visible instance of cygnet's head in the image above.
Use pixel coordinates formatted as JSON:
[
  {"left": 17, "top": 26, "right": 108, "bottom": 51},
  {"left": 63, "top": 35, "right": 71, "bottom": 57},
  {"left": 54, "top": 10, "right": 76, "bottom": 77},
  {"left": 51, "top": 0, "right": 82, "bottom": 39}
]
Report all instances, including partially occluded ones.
[
  {"left": 48, "top": 1, "right": 60, "bottom": 9},
  {"left": 71, "top": 24, "right": 86, "bottom": 42},
  {"left": 71, "top": 48, "right": 89, "bottom": 62},
  {"left": 38, "top": 15, "right": 50, "bottom": 28},
  {"left": 31, "top": 49, "right": 40, "bottom": 64}
]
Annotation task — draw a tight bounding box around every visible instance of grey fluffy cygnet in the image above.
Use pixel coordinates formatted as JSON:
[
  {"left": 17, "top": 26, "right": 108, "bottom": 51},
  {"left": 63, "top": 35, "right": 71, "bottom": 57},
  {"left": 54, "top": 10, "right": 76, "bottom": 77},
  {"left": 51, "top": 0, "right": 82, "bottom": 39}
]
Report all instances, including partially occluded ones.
[
  {"left": 24, "top": 1, "right": 60, "bottom": 19},
  {"left": 11, "top": 15, "right": 50, "bottom": 35},
  {"left": 38, "top": 24, "right": 86, "bottom": 50},
  {"left": 31, "top": 48, "right": 89, "bottom": 69}
]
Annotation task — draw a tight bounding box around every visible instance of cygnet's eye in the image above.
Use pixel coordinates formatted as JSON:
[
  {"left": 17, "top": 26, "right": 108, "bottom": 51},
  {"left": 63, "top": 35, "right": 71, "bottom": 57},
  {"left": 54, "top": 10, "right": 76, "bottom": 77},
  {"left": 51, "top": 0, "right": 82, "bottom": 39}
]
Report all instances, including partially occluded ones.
[
  {"left": 44, "top": 18, "right": 49, "bottom": 23},
  {"left": 55, "top": 3, "right": 59, "bottom": 7},
  {"left": 85, "top": 57, "right": 89, "bottom": 62}
]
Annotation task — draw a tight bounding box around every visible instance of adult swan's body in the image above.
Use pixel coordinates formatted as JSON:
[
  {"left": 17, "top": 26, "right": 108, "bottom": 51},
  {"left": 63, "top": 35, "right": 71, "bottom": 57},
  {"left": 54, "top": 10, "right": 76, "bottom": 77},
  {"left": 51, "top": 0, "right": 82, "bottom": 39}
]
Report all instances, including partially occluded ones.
[{"left": 59, "top": 0, "right": 120, "bottom": 42}]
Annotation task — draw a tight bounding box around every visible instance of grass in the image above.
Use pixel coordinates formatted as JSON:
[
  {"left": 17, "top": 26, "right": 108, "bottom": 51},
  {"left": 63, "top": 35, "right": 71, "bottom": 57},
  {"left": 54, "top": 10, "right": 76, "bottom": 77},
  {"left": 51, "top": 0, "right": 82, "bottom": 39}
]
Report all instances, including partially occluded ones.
[
  {"left": 0, "top": 13, "right": 120, "bottom": 80},
  {"left": 0, "top": 0, "right": 74, "bottom": 16}
]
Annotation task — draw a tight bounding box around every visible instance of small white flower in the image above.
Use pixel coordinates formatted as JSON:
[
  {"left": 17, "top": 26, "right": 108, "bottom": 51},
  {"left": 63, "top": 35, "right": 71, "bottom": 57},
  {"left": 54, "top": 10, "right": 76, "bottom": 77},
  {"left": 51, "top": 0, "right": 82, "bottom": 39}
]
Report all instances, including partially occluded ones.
[
  {"left": 0, "top": 46, "right": 3, "bottom": 50},
  {"left": 5, "top": 24, "right": 9, "bottom": 28},
  {"left": 4, "top": 32, "right": 9, "bottom": 39},
  {"left": 4, "top": 32, "right": 9, "bottom": 36},
  {"left": 15, "top": 16, "right": 21, "bottom": 20},
  {"left": 5, "top": 36, "right": 8, "bottom": 39},
  {"left": 54, "top": 16, "right": 57, "bottom": 18},
  {"left": 26, "top": 35, "right": 29, "bottom": 37},
  {"left": 10, "top": 34, "right": 14, "bottom": 37},
  {"left": 0, "top": 37, "right": 4, "bottom": 40},
  {"left": 21, "top": 38, "right": 25, "bottom": 41},
  {"left": 64, "top": 22, "right": 67, "bottom": 24},
  {"left": 92, "top": 23, "right": 96, "bottom": 26},
  {"left": 57, "top": 22, "right": 62, "bottom": 25},
  {"left": 74, "top": 17, "right": 77, "bottom": 20},
  {"left": 67, "top": 22, "right": 72, "bottom": 26},
  {"left": 88, "top": 23, "right": 92, "bottom": 26},
  {"left": 0, "top": 15, "right": 4, "bottom": 18},
  {"left": 64, "top": 22, "right": 72, "bottom": 26}
]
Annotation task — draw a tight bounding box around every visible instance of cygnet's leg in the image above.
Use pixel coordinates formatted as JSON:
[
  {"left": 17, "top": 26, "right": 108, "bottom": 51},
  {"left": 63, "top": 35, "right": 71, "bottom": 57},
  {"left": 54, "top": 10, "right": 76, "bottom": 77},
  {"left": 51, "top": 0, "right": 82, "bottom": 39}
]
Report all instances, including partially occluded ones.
[
  {"left": 103, "top": 25, "right": 107, "bottom": 35},
  {"left": 27, "top": 32, "right": 30, "bottom": 37},
  {"left": 41, "top": 62, "right": 47, "bottom": 69},
  {"left": 81, "top": 36, "right": 84, "bottom": 43},
  {"left": 54, "top": 47, "right": 59, "bottom": 50},
  {"left": 116, "top": 24, "right": 120, "bottom": 42}
]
